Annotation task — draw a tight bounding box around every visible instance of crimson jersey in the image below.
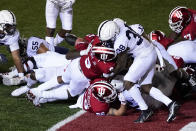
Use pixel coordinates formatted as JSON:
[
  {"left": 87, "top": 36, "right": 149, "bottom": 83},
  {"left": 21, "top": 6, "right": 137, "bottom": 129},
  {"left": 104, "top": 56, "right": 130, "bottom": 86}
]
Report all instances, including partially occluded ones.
[
  {"left": 159, "top": 37, "right": 174, "bottom": 49},
  {"left": 78, "top": 34, "right": 116, "bottom": 79},
  {"left": 83, "top": 78, "right": 109, "bottom": 115},
  {"left": 158, "top": 37, "right": 184, "bottom": 68},
  {"left": 181, "top": 9, "right": 196, "bottom": 40}
]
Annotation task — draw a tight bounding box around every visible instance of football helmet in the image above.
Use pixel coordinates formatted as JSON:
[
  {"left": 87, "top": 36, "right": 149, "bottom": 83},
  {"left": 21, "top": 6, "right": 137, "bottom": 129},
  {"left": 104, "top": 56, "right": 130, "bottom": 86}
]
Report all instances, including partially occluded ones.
[
  {"left": 169, "top": 6, "right": 191, "bottom": 33},
  {"left": 91, "top": 45, "right": 116, "bottom": 61},
  {"left": 149, "top": 30, "right": 166, "bottom": 42},
  {"left": 0, "top": 10, "right": 16, "bottom": 36},
  {"left": 91, "top": 80, "right": 117, "bottom": 103},
  {"left": 97, "top": 20, "right": 120, "bottom": 41}
]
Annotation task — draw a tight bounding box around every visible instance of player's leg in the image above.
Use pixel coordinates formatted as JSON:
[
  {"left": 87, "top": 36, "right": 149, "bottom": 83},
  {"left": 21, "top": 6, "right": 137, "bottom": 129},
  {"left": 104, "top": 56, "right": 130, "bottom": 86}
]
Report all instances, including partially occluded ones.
[
  {"left": 54, "top": 8, "right": 73, "bottom": 45},
  {"left": 45, "top": 0, "right": 59, "bottom": 45},
  {"left": 167, "top": 40, "right": 196, "bottom": 63},
  {"left": 141, "top": 68, "right": 180, "bottom": 123}
]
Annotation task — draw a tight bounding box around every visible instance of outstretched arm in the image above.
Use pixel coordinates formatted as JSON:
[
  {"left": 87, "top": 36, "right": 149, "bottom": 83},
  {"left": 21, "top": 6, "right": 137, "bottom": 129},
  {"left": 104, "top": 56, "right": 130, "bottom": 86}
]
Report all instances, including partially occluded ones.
[{"left": 11, "top": 49, "right": 24, "bottom": 75}]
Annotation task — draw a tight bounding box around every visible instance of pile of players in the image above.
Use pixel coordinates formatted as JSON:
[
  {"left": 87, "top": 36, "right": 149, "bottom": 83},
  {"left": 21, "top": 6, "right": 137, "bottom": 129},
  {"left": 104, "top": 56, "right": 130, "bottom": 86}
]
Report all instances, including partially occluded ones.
[{"left": 0, "top": 1, "right": 196, "bottom": 123}]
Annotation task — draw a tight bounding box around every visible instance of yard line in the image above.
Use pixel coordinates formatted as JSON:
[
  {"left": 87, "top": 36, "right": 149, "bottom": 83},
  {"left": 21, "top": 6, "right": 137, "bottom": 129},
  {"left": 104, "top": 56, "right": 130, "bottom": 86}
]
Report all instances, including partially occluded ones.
[{"left": 47, "top": 110, "right": 86, "bottom": 131}]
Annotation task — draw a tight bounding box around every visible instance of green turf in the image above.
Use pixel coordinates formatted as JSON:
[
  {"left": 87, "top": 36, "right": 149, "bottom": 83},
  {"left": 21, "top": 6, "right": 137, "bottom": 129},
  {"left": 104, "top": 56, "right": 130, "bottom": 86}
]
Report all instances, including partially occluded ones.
[{"left": 0, "top": 0, "right": 196, "bottom": 130}]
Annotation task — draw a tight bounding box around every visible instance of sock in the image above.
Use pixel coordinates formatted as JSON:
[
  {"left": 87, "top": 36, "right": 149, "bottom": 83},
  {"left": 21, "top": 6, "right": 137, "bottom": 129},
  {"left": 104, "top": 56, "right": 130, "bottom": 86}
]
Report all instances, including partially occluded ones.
[
  {"left": 24, "top": 76, "right": 37, "bottom": 87},
  {"left": 23, "top": 60, "right": 34, "bottom": 72},
  {"left": 149, "top": 87, "right": 172, "bottom": 106},
  {"left": 45, "top": 36, "right": 54, "bottom": 45},
  {"left": 54, "top": 33, "right": 64, "bottom": 46},
  {"left": 125, "top": 84, "right": 148, "bottom": 110},
  {"left": 41, "top": 85, "right": 69, "bottom": 100}
]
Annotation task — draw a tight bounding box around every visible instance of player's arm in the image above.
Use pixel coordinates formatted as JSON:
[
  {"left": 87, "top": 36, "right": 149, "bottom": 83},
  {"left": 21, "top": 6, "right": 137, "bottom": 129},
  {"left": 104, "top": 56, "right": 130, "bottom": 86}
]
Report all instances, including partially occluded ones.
[
  {"left": 11, "top": 49, "right": 24, "bottom": 75},
  {"left": 66, "top": 36, "right": 93, "bottom": 59},
  {"left": 37, "top": 43, "right": 49, "bottom": 54},
  {"left": 107, "top": 104, "right": 127, "bottom": 116},
  {"left": 168, "top": 31, "right": 185, "bottom": 43},
  {"left": 112, "top": 50, "right": 128, "bottom": 77},
  {"left": 107, "top": 92, "right": 127, "bottom": 116}
]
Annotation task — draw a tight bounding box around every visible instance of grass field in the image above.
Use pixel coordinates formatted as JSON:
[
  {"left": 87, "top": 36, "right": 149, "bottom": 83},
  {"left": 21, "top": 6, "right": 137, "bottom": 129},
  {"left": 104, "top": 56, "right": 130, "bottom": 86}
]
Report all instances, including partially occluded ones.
[{"left": 0, "top": 0, "right": 196, "bottom": 130}]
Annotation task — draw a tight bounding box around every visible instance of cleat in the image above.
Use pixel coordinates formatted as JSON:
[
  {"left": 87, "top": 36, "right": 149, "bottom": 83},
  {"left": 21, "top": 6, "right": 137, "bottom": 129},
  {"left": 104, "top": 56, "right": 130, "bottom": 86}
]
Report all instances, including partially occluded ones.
[
  {"left": 134, "top": 108, "right": 153, "bottom": 123},
  {"left": 26, "top": 89, "right": 42, "bottom": 106},
  {"left": 0, "top": 66, "right": 18, "bottom": 79},
  {"left": 3, "top": 76, "right": 26, "bottom": 86},
  {"left": 11, "top": 85, "right": 30, "bottom": 97},
  {"left": 167, "top": 101, "right": 181, "bottom": 123}
]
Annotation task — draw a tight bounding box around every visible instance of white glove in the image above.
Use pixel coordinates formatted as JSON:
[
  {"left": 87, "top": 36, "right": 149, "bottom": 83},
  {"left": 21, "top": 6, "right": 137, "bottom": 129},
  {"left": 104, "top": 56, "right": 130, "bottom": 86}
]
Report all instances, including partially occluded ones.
[{"left": 103, "top": 72, "right": 114, "bottom": 78}]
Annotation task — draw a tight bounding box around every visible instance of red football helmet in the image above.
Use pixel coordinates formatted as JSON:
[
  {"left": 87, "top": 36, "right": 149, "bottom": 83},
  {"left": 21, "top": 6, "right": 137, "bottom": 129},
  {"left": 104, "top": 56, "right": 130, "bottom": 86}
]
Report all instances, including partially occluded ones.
[
  {"left": 91, "top": 45, "right": 116, "bottom": 61},
  {"left": 91, "top": 80, "right": 117, "bottom": 103},
  {"left": 149, "top": 30, "right": 166, "bottom": 42},
  {"left": 169, "top": 6, "right": 191, "bottom": 33}
]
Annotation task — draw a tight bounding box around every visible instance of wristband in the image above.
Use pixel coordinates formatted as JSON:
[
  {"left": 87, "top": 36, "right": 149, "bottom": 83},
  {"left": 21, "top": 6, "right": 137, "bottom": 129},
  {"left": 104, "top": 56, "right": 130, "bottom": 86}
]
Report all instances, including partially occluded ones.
[{"left": 18, "top": 73, "right": 24, "bottom": 77}]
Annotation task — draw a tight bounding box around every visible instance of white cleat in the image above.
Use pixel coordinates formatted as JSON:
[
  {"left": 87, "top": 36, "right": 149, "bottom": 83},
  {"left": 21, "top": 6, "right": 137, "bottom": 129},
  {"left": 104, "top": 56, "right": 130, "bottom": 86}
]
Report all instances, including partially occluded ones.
[
  {"left": 27, "top": 89, "right": 42, "bottom": 107},
  {"left": 0, "top": 66, "right": 18, "bottom": 79},
  {"left": 11, "top": 85, "right": 30, "bottom": 97},
  {"left": 3, "top": 77, "right": 26, "bottom": 86}
]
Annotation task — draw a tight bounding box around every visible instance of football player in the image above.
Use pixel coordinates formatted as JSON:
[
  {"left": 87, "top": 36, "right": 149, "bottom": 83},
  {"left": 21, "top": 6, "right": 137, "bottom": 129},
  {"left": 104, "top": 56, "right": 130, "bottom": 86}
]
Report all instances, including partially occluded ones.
[
  {"left": 0, "top": 10, "right": 25, "bottom": 78},
  {"left": 2, "top": 36, "right": 69, "bottom": 86},
  {"left": 168, "top": 6, "right": 196, "bottom": 41},
  {"left": 166, "top": 6, "right": 196, "bottom": 64},
  {"left": 149, "top": 30, "right": 196, "bottom": 92},
  {"left": 22, "top": 35, "right": 116, "bottom": 106},
  {"left": 97, "top": 18, "right": 180, "bottom": 123},
  {"left": 28, "top": 78, "right": 119, "bottom": 116},
  {"left": 45, "top": 0, "right": 76, "bottom": 46}
]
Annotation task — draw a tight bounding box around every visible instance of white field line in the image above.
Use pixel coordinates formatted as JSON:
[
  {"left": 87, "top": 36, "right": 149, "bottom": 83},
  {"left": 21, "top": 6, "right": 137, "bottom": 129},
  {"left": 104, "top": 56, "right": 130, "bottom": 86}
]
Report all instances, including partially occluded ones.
[
  {"left": 180, "top": 122, "right": 196, "bottom": 131},
  {"left": 47, "top": 110, "right": 86, "bottom": 131}
]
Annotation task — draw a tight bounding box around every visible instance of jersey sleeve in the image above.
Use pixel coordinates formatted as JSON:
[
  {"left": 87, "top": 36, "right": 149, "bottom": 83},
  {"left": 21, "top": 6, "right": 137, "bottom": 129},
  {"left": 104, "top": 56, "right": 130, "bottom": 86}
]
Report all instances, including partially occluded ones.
[
  {"left": 129, "top": 24, "right": 144, "bottom": 35},
  {"left": 74, "top": 34, "right": 97, "bottom": 51},
  {"left": 90, "top": 94, "right": 109, "bottom": 115},
  {"left": 97, "top": 60, "right": 115, "bottom": 74},
  {"left": 8, "top": 31, "right": 20, "bottom": 52}
]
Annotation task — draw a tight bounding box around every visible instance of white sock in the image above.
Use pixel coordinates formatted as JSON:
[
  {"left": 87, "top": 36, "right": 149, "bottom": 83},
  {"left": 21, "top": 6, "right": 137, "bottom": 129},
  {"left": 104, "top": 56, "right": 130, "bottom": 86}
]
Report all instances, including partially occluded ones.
[
  {"left": 41, "top": 86, "right": 69, "bottom": 100},
  {"left": 54, "top": 33, "right": 64, "bottom": 46},
  {"left": 25, "top": 76, "right": 37, "bottom": 87},
  {"left": 23, "top": 61, "right": 34, "bottom": 72},
  {"left": 45, "top": 36, "right": 54, "bottom": 45},
  {"left": 125, "top": 84, "right": 148, "bottom": 110},
  {"left": 149, "top": 87, "right": 172, "bottom": 106}
]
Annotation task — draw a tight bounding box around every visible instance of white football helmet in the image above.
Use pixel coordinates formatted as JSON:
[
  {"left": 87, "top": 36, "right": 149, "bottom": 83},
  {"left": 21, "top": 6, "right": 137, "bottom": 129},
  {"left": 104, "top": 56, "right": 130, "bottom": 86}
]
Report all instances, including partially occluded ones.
[
  {"left": 91, "top": 80, "right": 117, "bottom": 103},
  {"left": 0, "top": 10, "right": 16, "bottom": 36},
  {"left": 97, "top": 20, "right": 120, "bottom": 41}
]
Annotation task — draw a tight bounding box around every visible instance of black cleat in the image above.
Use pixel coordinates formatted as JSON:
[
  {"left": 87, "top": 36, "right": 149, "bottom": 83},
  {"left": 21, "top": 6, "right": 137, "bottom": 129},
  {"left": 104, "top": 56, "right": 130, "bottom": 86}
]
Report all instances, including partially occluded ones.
[
  {"left": 134, "top": 109, "right": 153, "bottom": 123},
  {"left": 167, "top": 101, "right": 181, "bottom": 123}
]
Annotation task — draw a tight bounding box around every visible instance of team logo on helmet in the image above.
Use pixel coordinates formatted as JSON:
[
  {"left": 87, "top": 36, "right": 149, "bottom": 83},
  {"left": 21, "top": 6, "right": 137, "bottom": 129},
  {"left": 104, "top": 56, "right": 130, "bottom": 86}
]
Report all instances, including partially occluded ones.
[
  {"left": 92, "top": 45, "right": 116, "bottom": 61},
  {"left": 91, "top": 80, "right": 117, "bottom": 103},
  {"left": 168, "top": 6, "right": 191, "bottom": 33}
]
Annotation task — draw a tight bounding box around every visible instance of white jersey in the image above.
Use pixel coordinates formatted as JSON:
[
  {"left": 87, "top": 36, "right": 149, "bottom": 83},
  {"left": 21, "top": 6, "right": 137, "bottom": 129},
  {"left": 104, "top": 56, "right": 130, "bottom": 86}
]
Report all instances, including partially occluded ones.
[
  {"left": 114, "top": 20, "right": 154, "bottom": 58},
  {"left": 0, "top": 30, "right": 20, "bottom": 51},
  {"left": 27, "top": 37, "right": 55, "bottom": 57}
]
